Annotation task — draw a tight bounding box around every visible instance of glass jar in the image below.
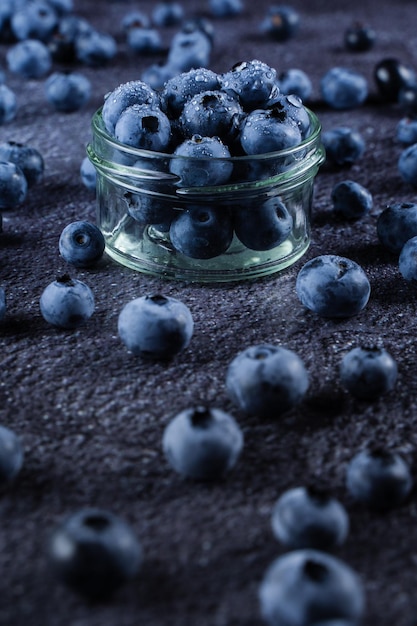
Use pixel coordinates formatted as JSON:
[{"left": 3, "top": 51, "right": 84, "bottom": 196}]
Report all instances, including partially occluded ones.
[{"left": 87, "top": 108, "right": 325, "bottom": 282}]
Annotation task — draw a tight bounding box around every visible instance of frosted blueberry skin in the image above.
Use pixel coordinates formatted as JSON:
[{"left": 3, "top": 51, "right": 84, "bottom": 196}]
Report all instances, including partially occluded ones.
[
  {"left": 0, "top": 141, "right": 44, "bottom": 187},
  {"left": 320, "top": 67, "right": 368, "bottom": 110},
  {"left": 220, "top": 59, "right": 278, "bottom": 110},
  {"left": 226, "top": 344, "right": 309, "bottom": 418},
  {"left": 48, "top": 508, "right": 143, "bottom": 598},
  {"left": 161, "top": 68, "right": 221, "bottom": 119},
  {"left": 6, "top": 39, "right": 52, "bottom": 79},
  {"left": 259, "top": 549, "right": 365, "bottom": 626},
  {"left": 346, "top": 448, "right": 413, "bottom": 510},
  {"left": 374, "top": 57, "right": 417, "bottom": 103},
  {"left": 169, "top": 206, "right": 234, "bottom": 259},
  {"left": 322, "top": 127, "right": 365, "bottom": 166},
  {"left": 48, "top": 14, "right": 93, "bottom": 63},
  {"left": 0, "top": 161, "right": 27, "bottom": 209},
  {"left": 240, "top": 108, "right": 302, "bottom": 155},
  {"left": 162, "top": 406, "right": 244, "bottom": 481},
  {"left": 331, "top": 180, "right": 373, "bottom": 220},
  {"left": 233, "top": 197, "right": 293, "bottom": 251},
  {"left": 271, "top": 485, "right": 349, "bottom": 550},
  {"left": 0, "top": 84, "right": 17, "bottom": 125},
  {"left": 102, "top": 80, "right": 159, "bottom": 135},
  {"left": 59, "top": 221, "right": 105, "bottom": 268},
  {"left": 114, "top": 104, "right": 172, "bottom": 151},
  {"left": 40, "top": 275, "right": 95, "bottom": 329},
  {"left": 339, "top": 346, "right": 398, "bottom": 400},
  {"left": 296, "top": 255, "right": 371, "bottom": 319},
  {"left": 399, "top": 235, "right": 417, "bottom": 280},
  {"left": 377, "top": 201, "right": 417, "bottom": 253},
  {"left": 170, "top": 135, "right": 233, "bottom": 187},
  {"left": 118, "top": 294, "right": 194, "bottom": 360},
  {"left": 179, "top": 90, "right": 243, "bottom": 144},
  {"left": 398, "top": 143, "right": 417, "bottom": 188},
  {"left": 0, "top": 425, "right": 24, "bottom": 484}
]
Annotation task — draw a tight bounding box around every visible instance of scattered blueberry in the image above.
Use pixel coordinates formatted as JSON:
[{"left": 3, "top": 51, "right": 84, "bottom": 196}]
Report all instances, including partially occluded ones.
[
  {"left": 11, "top": 0, "right": 58, "bottom": 42},
  {"left": 398, "top": 84, "right": 417, "bottom": 118},
  {"left": 296, "top": 255, "right": 371, "bottom": 318},
  {"left": 0, "top": 424, "right": 24, "bottom": 484},
  {"left": 209, "top": 0, "right": 243, "bottom": 17},
  {"left": 0, "top": 141, "right": 44, "bottom": 187},
  {"left": 121, "top": 10, "right": 150, "bottom": 31},
  {"left": 260, "top": 5, "right": 300, "bottom": 42},
  {"left": 161, "top": 68, "right": 221, "bottom": 119},
  {"left": 278, "top": 68, "right": 313, "bottom": 101},
  {"left": 344, "top": 22, "right": 376, "bottom": 52},
  {"left": 320, "top": 67, "right": 368, "bottom": 109},
  {"left": 169, "top": 206, "right": 234, "bottom": 259},
  {"left": 259, "top": 549, "right": 365, "bottom": 626},
  {"left": 346, "top": 447, "right": 413, "bottom": 510},
  {"left": 80, "top": 155, "right": 96, "bottom": 192},
  {"left": 48, "top": 14, "right": 93, "bottom": 63},
  {"left": 152, "top": 2, "right": 184, "bottom": 26},
  {"left": 0, "top": 84, "right": 17, "bottom": 125},
  {"left": 118, "top": 293, "right": 194, "bottom": 359},
  {"left": 167, "top": 19, "right": 212, "bottom": 72},
  {"left": 162, "top": 405, "right": 244, "bottom": 481},
  {"left": 141, "top": 62, "right": 177, "bottom": 90},
  {"left": 268, "top": 93, "right": 311, "bottom": 138},
  {"left": 45, "top": 71, "right": 91, "bottom": 113},
  {"left": 331, "top": 180, "right": 373, "bottom": 220},
  {"left": 233, "top": 197, "right": 293, "bottom": 250},
  {"left": 322, "top": 126, "right": 365, "bottom": 166},
  {"left": 102, "top": 80, "right": 159, "bottom": 135},
  {"left": 7, "top": 38, "right": 52, "bottom": 79},
  {"left": 396, "top": 117, "right": 417, "bottom": 145},
  {"left": 0, "top": 161, "right": 27, "bottom": 209},
  {"left": 377, "top": 201, "right": 417, "bottom": 253},
  {"left": 399, "top": 235, "right": 417, "bottom": 281},
  {"left": 75, "top": 29, "right": 117, "bottom": 67},
  {"left": 339, "top": 345, "right": 398, "bottom": 400},
  {"left": 126, "top": 27, "right": 163, "bottom": 55},
  {"left": 114, "top": 104, "right": 172, "bottom": 151},
  {"left": 374, "top": 57, "right": 417, "bottom": 102},
  {"left": 48, "top": 508, "right": 143, "bottom": 598},
  {"left": 226, "top": 343, "right": 309, "bottom": 418},
  {"left": 40, "top": 274, "right": 95, "bottom": 329},
  {"left": 271, "top": 485, "right": 349, "bottom": 550},
  {"left": 59, "top": 221, "right": 105, "bottom": 268},
  {"left": 398, "top": 142, "right": 417, "bottom": 188},
  {"left": 170, "top": 135, "right": 233, "bottom": 187}
]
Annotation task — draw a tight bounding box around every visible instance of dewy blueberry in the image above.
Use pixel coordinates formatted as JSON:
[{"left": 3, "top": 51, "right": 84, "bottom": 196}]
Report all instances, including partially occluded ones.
[
  {"left": 45, "top": 71, "right": 91, "bottom": 113},
  {"left": 220, "top": 59, "right": 278, "bottom": 110},
  {"left": 40, "top": 274, "right": 95, "bottom": 329},
  {"left": 271, "top": 485, "right": 349, "bottom": 550},
  {"left": 377, "top": 201, "right": 417, "bottom": 253},
  {"left": 339, "top": 345, "right": 398, "bottom": 399},
  {"left": 226, "top": 343, "right": 309, "bottom": 418},
  {"left": 118, "top": 294, "right": 194, "bottom": 359},
  {"left": 59, "top": 221, "right": 105, "bottom": 268},
  {"left": 233, "top": 197, "right": 293, "bottom": 251},
  {"left": 0, "top": 161, "right": 27, "bottom": 209},
  {"left": 80, "top": 155, "right": 96, "bottom": 192},
  {"left": 48, "top": 508, "right": 143, "bottom": 598},
  {"left": 169, "top": 206, "right": 234, "bottom": 259},
  {"left": 320, "top": 67, "right": 368, "bottom": 109},
  {"left": 0, "top": 424, "right": 24, "bottom": 483},
  {"left": 240, "top": 108, "right": 302, "bottom": 155},
  {"left": 399, "top": 235, "right": 417, "bottom": 281},
  {"left": 161, "top": 68, "right": 221, "bottom": 119},
  {"left": 166, "top": 19, "right": 212, "bottom": 72},
  {"left": 114, "top": 104, "right": 172, "bottom": 151},
  {"left": 170, "top": 135, "right": 233, "bottom": 187},
  {"left": 162, "top": 405, "right": 244, "bottom": 481},
  {"left": 102, "top": 80, "right": 159, "bottom": 135},
  {"left": 331, "top": 180, "right": 373, "bottom": 220},
  {"left": 259, "top": 549, "right": 365, "bottom": 626},
  {"left": 0, "top": 141, "right": 44, "bottom": 187},
  {"left": 296, "top": 255, "right": 371, "bottom": 318}
]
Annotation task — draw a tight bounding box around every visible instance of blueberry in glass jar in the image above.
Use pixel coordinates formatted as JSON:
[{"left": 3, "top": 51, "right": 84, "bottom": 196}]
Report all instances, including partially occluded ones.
[
  {"left": 45, "top": 71, "right": 91, "bottom": 113},
  {"left": 344, "top": 22, "right": 376, "bottom": 52},
  {"left": 170, "top": 135, "right": 233, "bottom": 187},
  {"left": 74, "top": 29, "right": 117, "bottom": 67},
  {"left": 114, "top": 104, "right": 172, "bottom": 151},
  {"left": 233, "top": 197, "right": 293, "bottom": 250},
  {"left": 169, "top": 206, "right": 234, "bottom": 259},
  {"left": 102, "top": 80, "right": 160, "bottom": 135}
]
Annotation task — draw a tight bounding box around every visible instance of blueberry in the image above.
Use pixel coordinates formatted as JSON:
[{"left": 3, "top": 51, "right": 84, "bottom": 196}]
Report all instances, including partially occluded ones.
[
  {"left": 162, "top": 405, "right": 243, "bottom": 481},
  {"left": 121, "top": 10, "right": 150, "bottom": 31},
  {"left": 0, "top": 161, "right": 27, "bottom": 209},
  {"left": 167, "top": 20, "right": 212, "bottom": 72},
  {"left": 240, "top": 108, "right": 302, "bottom": 155},
  {"left": 75, "top": 29, "right": 117, "bottom": 67},
  {"left": 114, "top": 104, "right": 172, "bottom": 151},
  {"left": 344, "top": 22, "right": 376, "bottom": 52},
  {"left": 169, "top": 206, "right": 234, "bottom": 259},
  {"left": 346, "top": 447, "right": 412, "bottom": 510},
  {"left": 80, "top": 155, "right": 96, "bottom": 192},
  {"left": 340, "top": 345, "right": 398, "bottom": 400},
  {"left": 118, "top": 293, "right": 194, "bottom": 359},
  {"left": 331, "top": 180, "right": 373, "bottom": 220},
  {"left": 377, "top": 201, "right": 417, "bottom": 253},
  {"left": 141, "top": 63, "right": 177, "bottom": 91},
  {"left": 152, "top": 2, "right": 184, "bottom": 26},
  {"left": 0, "top": 84, "right": 17, "bottom": 125},
  {"left": 399, "top": 235, "right": 417, "bottom": 281},
  {"left": 322, "top": 127, "right": 365, "bottom": 166},
  {"left": 40, "top": 274, "right": 95, "bottom": 329},
  {"left": 220, "top": 59, "right": 278, "bottom": 110},
  {"left": 47, "top": 14, "right": 93, "bottom": 63},
  {"left": 45, "top": 71, "right": 91, "bottom": 113},
  {"left": 320, "top": 67, "right": 368, "bottom": 109},
  {"left": 260, "top": 5, "right": 300, "bottom": 42},
  {"left": 0, "top": 287, "right": 5, "bottom": 321},
  {"left": 0, "top": 425, "right": 24, "bottom": 483},
  {"left": 0, "top": 141, "right": 44, "bottom": 187},
  {"left": 396, "top": 117, "right": 417, "bottom": 145},
  {"left": 7, "top": 39, "right": 52, "bottom": 79},
  {"left": 266, "top": 93, "right": 311, "bottom": 138},
  {"left": 59, "top": 221, "right": 105, "bottom": 268},
  {"left": 102, "top": 80, "right": 159, "bottom": 135},
  {"left": 234, "top": 197, "right": 293, "bottom": 250},
  {"left": 226, "top": 343, "right": 309, "bottom": 418},
  {"left": 278, "top": 68, "right": 313, "bottom": 101},
  {"left": 398, "top": 142, "right": 417, "bottom": 188},
  {"left": 48, "top": 508, "right": 143, "bottom": 598},
  {"left": 170, "top": 135, "right": 233, "bottom": 187},
  {"left": 398, "top": 85, "right": 417, "bottom": 118},
  {"left": 296, "top": 255, "right": 371, "bottom": 318},
  {"left": 179, "top": 90, "right": 243, "bottom": 143},
  {"left": 374, "top": 57, "right": 417, "bottom": 103},
  {"left": 259, "top": 549, "right": 365, "bottom": 626},
  {"left": 209, "top": 0, "right": 243, "bottom": 17},
  {"left": 124, "top": 192, "right": 174, "bottom": 230},
  {"left": 271, "top": 485, "right": 349, "bottom": 550},
  {"left": 126, "top": 27, "right": 163, "bottom": 55},
  {"left": 161, "top": 68, "right": 221, "bottom": 119},
  {"left": 11, "top": 0, "right": 58, "bottom": 42},
  {"left": 47, "top": 0, "right": 73, "bottom": 14}
]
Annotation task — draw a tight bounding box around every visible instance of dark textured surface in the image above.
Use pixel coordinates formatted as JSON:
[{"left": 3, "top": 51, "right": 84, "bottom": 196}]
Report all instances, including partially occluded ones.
[{"left": 1, "top": 1, "right": 417, "bottom": 624}]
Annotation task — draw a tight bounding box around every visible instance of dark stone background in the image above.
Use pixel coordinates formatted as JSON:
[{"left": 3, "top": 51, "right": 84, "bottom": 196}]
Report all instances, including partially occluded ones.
[{"left": 1, "top": 0, "right": 417, "bottom": 624}]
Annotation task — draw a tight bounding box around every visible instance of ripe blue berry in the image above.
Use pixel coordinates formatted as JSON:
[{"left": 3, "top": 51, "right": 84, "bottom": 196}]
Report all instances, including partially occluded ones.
[
  {"left": 271, "top": 485, "right": 349, "bottom": 550},
  {"left": 220, "top": 59, "right": 278, "bottom": 110},
  {"left": 114, "top": 104, "right": 171, "bottom": 151},
  {"left": 0, "top": 141, "right": 44, "bottom": 187},
  {"left": 344, "top": 22, "right": 376, "bottom": 52},
  {"left": 0, "top": 161, "right": 27, "bottom": 209},
  {"left": 11, "top": 0, "right": 58, "bottom": 42},
  {"left": 377, "top": 201, "right": 417, "bottom": 253},
  {"left": 233, "top": 197, "right": 293, "bottom": 250},
  {"left": 398, "top": 143, "right": 417, "bottom": 187},
  {"left": 374, "top": 57, "right": 417, "bottom": 103},
  {"left": 180, "top": 90, "right": 243, "bottom": 143},
  {"left": 102, "top": 80, "right": 159, "bottom": 135},
  {"left": 399, "top": 235, "right": 417, "bottom": 280},
  {"left": 170, "top": 135, "right": 233, "bottom": 187},
  {"left": 167, "top": 20, "right": 212, "bottom": 72},
  {"left": 126, "top": 27, "right": 163, "bottom": 55},
  {"left": 0, "top": 84, "right": 17, "bottom": 125},
  {"left": 40, "top": 275, "right": 95, "bottom": 329},
  {"left": 161, "top": 68, "right": 221, "bottom": 119},
  {"left": 169, "top": 206, "right": 234, "bottom": 259},
  {"left": 260, "top": 5, "right": 300, "bottom": 42},
  {"left": 48, "top": 508, "right": 143, "bottom": 598},
  {"left": 320, "top": 67, "right": 368, "bottom": 109},
  {"left": 162, "top": 405, "right": 244, "bottom": 481},
  {"left": 331, "top": 180, "right": 373, "bottom": 220},
  {"left": 75, "top": 29, "right": 117, "bottom": 66},
  {"left": 59, "top": 221, "right": 105, "bottom": 268},
  {"left": 398, "top": 85, "right": 417, "bottom": 118},
  {"left": 0, "top": 425, "right": 24, "bottom": 483},
  {"left": 226, "top": 343, "right": 309, "bottom": 418},
  {"left": 7, "top": 39, "right": 52, "bottom": 79},
  {"left": 45, "top": 71, "right": 91, "bottom": 113},
  {"left": 396, "top": 117, "right": 417, "bottom": 145},
  {"left": 209, "top": 0, "right": 243, "bottom": 17},
  {"left": 339, "top": 345, "right": 398, "bottom": 400},
  {"left": 118, "top": 294, "right": 194, "bottom": 359},
  {"left": 322, "top": 127, "right": 365, "bottom": 166},
  {"left": 152, "top": 2, "right": 184, "bottom": 27},
  {"left": 259, "top": 549, "right": 365, "bottom": 626},
  {"left": 240, "top": 108, "right": 302, "bottom": 155},
  {"left": 124, "top": 192, "right": 174, "bottom": 230},
  {"left": 296, "top": 255, "right": 371, "bottom": 318},
  {"left": 278, "top": 68, "right": 313, "bottom": 101},
  {"left": 121, "top": 10, "right": 150, "bottom": 31},
  {"left": 346, "top": 448, "right": 413, "bottom": 510}
]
